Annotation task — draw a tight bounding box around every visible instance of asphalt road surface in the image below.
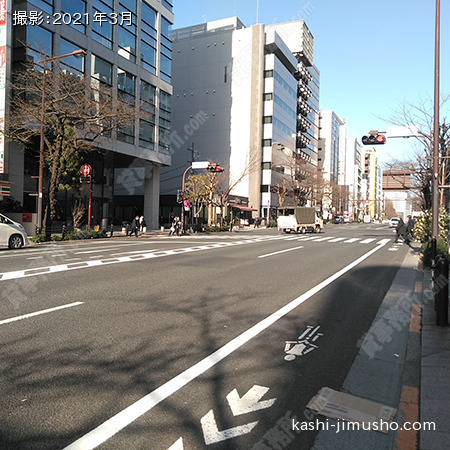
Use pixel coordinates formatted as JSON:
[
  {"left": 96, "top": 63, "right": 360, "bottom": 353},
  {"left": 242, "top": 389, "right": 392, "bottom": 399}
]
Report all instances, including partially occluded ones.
[{"left": 0, "top": 223, "right": 408, "bottom": 449}]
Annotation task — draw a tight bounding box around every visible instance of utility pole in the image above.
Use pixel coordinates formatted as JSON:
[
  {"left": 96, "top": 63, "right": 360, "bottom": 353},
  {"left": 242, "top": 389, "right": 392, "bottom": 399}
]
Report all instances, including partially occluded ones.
[{"left": 431, "top": 0, "right": 441, "bottom": 256}]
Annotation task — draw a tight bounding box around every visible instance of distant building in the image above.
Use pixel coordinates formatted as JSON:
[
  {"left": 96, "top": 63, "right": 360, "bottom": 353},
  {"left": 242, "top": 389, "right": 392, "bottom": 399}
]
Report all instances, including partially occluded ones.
[
  {"left": 383, "top": 170, "right": 415, "bottom": 219},
  {"left": 162, "top": 17, "right": 319, "bottom": 222}
]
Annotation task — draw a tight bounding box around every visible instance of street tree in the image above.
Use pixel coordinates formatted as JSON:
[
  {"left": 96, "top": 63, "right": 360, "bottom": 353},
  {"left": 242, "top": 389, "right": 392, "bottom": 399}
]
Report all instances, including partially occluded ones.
[{"left": 5, "top": 60, "right": 143, "bottom": 232}]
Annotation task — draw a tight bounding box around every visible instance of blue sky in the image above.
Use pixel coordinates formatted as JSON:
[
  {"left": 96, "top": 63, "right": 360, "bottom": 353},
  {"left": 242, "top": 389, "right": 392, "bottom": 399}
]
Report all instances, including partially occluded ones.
[{"left": 173, "top": 0, "right": 450, "bottom": 164}]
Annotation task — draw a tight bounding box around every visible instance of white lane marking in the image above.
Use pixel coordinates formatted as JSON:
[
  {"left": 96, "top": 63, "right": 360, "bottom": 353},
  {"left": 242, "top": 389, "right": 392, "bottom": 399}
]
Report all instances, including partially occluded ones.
[
  {"left": 328, "top": 238, "right": 346, "bottom": 242},
  {"left": 258, "top": 246, "right": 304, "bottom": 259},
  {"left": 0, "top": 302, "right": 84, "bottom": 326},
  {"left": 63, "top": 240, "right": 389, "bottom": 450},
  {"left": 226, "top": 385, "right": 276, "bottom": 416},
  {"left": 313, "top": 237, "right": 334, "bottom": 242},
  {"left": 0, "top": 239, "right": 271, "bottom": 281},
  {"left": 26, "top": 256, "right": 43, "bottom": 260},
  {"left": 343, "top": 238, "right": 360, "bottom": 243},
  {"left": 360, "top": 238, "right": 376, "bottom": 244},
  {"left": 110, "top": 249, "right": 159, "bottom": 256}
]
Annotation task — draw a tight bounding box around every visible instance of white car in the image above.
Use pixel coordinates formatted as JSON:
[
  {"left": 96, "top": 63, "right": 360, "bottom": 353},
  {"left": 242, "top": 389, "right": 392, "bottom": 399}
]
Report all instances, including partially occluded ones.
[
  {"left": 0, "top": 213, "right": 29, "bottom": 249},
  {"left": 389, "top": 217, "right": 400, "bottom": 228}
]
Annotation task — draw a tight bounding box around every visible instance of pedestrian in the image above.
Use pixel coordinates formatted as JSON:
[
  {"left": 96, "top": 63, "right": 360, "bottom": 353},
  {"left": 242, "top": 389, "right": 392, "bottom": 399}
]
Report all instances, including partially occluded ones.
[
  {"left": 169, "top": 216, "right": 180, "bottom": 236},
  {"left": 130, "top": 215, "right": 140, "bottom": 237},
  {"left": 405, "top": 215, "right": 415, "bottom": 244},
  {"left": 394, "top": 217, "right": 406, "bottom": 243},
  {"left": 139, "top": 215, "right": 146, "bottom": 232},
  {"left": 254, "top": 216, "right": 260, "bottom": 228}
]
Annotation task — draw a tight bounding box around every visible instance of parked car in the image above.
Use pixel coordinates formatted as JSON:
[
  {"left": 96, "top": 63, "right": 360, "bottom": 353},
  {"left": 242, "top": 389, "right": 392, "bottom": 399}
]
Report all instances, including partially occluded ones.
[
  {"left": 389, "top": 217, "right": 400, "bottom": 228},
  {"left": 333, "top": 215, "right": 343, "bottom": 224},
  {"left": 0, "top": 212, "right": 29, "bottom": 249}
]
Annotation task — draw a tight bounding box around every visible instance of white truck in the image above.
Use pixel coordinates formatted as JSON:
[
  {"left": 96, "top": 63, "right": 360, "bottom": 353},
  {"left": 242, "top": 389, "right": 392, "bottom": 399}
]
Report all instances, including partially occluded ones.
[{"left": 277, "top": 207, "right": 323, "bottom": 234}]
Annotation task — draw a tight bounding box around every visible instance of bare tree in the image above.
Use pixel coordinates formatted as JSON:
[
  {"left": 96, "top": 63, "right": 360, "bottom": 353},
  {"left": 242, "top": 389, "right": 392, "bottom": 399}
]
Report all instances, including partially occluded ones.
[
  {"left": 383, "top": 98, "right": 450, "bottom": 209},
  {"left": 5, "top": 60, "right": 145, "bottom": 231}
]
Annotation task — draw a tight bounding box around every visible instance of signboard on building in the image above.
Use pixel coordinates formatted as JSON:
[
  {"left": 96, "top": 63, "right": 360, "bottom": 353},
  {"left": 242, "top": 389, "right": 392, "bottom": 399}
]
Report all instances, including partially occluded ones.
[{"left": 0, "top": 182, "right": 10, "bottom": 196}]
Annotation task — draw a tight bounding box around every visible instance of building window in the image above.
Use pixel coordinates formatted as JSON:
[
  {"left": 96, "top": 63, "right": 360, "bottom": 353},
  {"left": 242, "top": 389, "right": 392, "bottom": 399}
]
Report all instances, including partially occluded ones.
[
  {"left": 140, "top": 80, "right": 156, "bottom": 114},
  {"left": 262, "top": 139, "right": 272, "bottom": 147},
  {"left": 160, "top": 16, "right": 172, "bottom": 82},
  {"left": 60, "top": 38, "right": 84, "bottom": 74},
  {"left": 139, "top": 119, "right": 155, "bottom": 149},
  {"left": 263, "top": 116, "right": 273, "bottom": 124},
  {"left": 159, "top": 90, "right": 171, "bottom": 153},
  {"left": 26, "top": 25, "right": 53, "bottom": 65},
  {"left": 264, "top": 70, "right": 274, "bottom": 78},
  {"left": 261, "top": 185, "right": 269, "bottom": 193},
  {"left": 162, "top": 0, "right": 173, "bottom": 12},
  {"left": 118, "top": 0, "right": 137, "bottom": 62},
  {"left": 261, "top": 162, "right": 271, "bottom": 170},
  {"left": 92, "top": 0, "right": 113, "bottom": 49},
  {"left": 92, "top": 55, "right": 112, "bottom": 85},
  {"left": 117, "top": 68, "right": 135, "bottom": 144},
  {"left": 61, "top": 0, "right": 86, "bottom": 33},
  {"left": 29, "top": 0, "right": 53, "bottom": 14},
  {"left": 118, "top": 26, "right": 136, "bottom": 62},
  {"left": 263, "top": 93, "right": 273, "bottom": 101}
]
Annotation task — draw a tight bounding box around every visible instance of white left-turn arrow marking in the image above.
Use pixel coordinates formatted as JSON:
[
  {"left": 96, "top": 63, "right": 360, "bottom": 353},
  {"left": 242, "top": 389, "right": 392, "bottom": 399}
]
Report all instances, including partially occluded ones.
[
  {"left": 201, "top": 410, "right": 258, "bottom": 445},
  {"left": 226, "top": 385, "right": 277, "bottom": 416},
  {"left": 167, "top": 437, "right": 184, "bottom": 449}
]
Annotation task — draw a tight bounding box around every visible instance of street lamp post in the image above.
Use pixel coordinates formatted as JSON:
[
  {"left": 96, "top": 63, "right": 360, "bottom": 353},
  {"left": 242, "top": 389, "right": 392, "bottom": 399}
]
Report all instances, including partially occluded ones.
[{"left": 36, "top": 49, "right": 86, "bottom": 234}]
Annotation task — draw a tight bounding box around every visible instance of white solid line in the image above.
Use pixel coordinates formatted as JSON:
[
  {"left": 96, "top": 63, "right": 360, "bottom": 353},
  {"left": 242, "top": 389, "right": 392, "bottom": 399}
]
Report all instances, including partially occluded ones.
[
  {"left": 0, "top": 302, "right": 84, "bottom": 326},
  {"left": 63, "top": 240, "right": 388, "bottom": 450},
  {"left": 258, "top": 245, "right": 304, "bottom": 258},
  {"left": 26, "top": 256, "right": 43, "bottom": 260}
]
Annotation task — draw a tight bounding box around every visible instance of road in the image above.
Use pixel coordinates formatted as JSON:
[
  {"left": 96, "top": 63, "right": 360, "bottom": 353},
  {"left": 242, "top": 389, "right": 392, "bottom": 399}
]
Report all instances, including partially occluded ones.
[{"left": 0, "top": 223, "right": 408, "bottom": 449}]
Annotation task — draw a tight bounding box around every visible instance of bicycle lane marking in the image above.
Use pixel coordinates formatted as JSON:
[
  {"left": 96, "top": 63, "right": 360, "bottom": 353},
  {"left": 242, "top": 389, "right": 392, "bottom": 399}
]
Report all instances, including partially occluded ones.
[{"left": 64, "top": 239, "right": 391, "bottom": 450}]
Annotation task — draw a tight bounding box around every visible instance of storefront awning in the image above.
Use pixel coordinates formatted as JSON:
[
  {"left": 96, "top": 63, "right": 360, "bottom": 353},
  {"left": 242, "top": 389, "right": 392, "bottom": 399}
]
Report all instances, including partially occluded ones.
[{"left": 228, "top": 203, "right": 257, "bottom": 212}]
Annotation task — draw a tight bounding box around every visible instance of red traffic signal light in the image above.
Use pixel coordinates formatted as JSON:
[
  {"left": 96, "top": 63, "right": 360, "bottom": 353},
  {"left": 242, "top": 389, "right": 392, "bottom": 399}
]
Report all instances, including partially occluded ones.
[
  {"left": 207, "top": 163, "right": 225, "bottom": 172},
  {"left": 361, "top": 134, "right": 386, "bottom": 145}
]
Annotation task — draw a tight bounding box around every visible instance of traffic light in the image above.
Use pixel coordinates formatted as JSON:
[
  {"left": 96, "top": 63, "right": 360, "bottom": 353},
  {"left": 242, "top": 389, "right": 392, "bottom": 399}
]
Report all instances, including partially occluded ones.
[
  {"left": 206, "top": 163, "right": 225, "bottom": 172},
  {"left": 361, "top": 134, "right": 386, "bottom": 145}
]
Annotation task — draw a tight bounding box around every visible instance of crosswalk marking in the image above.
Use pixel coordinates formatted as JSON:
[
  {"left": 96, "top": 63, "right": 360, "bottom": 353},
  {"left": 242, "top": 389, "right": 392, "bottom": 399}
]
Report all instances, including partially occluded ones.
[
  {"left": 360, "top": 238, "right": 376, "bottom": 244},
  {"left": 343, "top": 238, "right": 361, "bottom": 243},
  {"left": 328, "top": 237, "right": 346, "bottom": 242}
]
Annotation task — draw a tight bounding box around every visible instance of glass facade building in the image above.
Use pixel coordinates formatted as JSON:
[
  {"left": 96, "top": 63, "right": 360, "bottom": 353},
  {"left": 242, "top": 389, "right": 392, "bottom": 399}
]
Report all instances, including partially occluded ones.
[{"left": 1, "top": 0, "right": 173, "bottom": 230}]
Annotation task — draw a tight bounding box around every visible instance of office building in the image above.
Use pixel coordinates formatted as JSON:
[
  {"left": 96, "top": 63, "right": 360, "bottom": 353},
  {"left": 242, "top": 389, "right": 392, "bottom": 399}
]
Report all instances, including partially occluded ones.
[
  {"left": 161, "top": 17, "right": 319, "bottom": 222},
  {"left": 0, "top": 0, "right": 173, "bottom": 230}
]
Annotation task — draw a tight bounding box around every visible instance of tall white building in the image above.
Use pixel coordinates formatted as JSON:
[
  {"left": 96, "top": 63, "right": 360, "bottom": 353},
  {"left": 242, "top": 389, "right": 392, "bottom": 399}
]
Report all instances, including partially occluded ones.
[
  {"left": 318, "top": 110, "right": 344, "bottom": 185},
  {"left": 161, "top": 17, "right": 319, "bottom": 221}
]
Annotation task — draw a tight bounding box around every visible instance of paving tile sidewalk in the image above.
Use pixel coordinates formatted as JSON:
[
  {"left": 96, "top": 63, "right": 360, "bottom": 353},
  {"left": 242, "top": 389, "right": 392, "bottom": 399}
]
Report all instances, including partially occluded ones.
[{"left": 420, "top": 267, "right": 450, "bottom": 449}]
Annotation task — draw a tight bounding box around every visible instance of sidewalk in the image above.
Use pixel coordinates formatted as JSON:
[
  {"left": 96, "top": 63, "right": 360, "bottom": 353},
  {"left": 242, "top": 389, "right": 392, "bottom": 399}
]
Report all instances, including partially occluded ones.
[
  {"left": 312, "top": 242, "right": 450, "bottom": 449},
  {"left": 420, "top": 265, "right": 450, "bottom": 448}
]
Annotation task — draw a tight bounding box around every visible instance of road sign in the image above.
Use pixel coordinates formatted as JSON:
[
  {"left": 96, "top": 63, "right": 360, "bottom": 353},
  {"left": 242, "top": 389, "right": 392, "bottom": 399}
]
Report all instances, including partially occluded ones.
[
  {"left": 386, "top": 125, "right": 420, "bottom": 138},
  {"left": 80, "top": 163, "right": 92, "bottom": 177},
  {"left": 192, "top": 161, "right": 209, "bottom": 169}
]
